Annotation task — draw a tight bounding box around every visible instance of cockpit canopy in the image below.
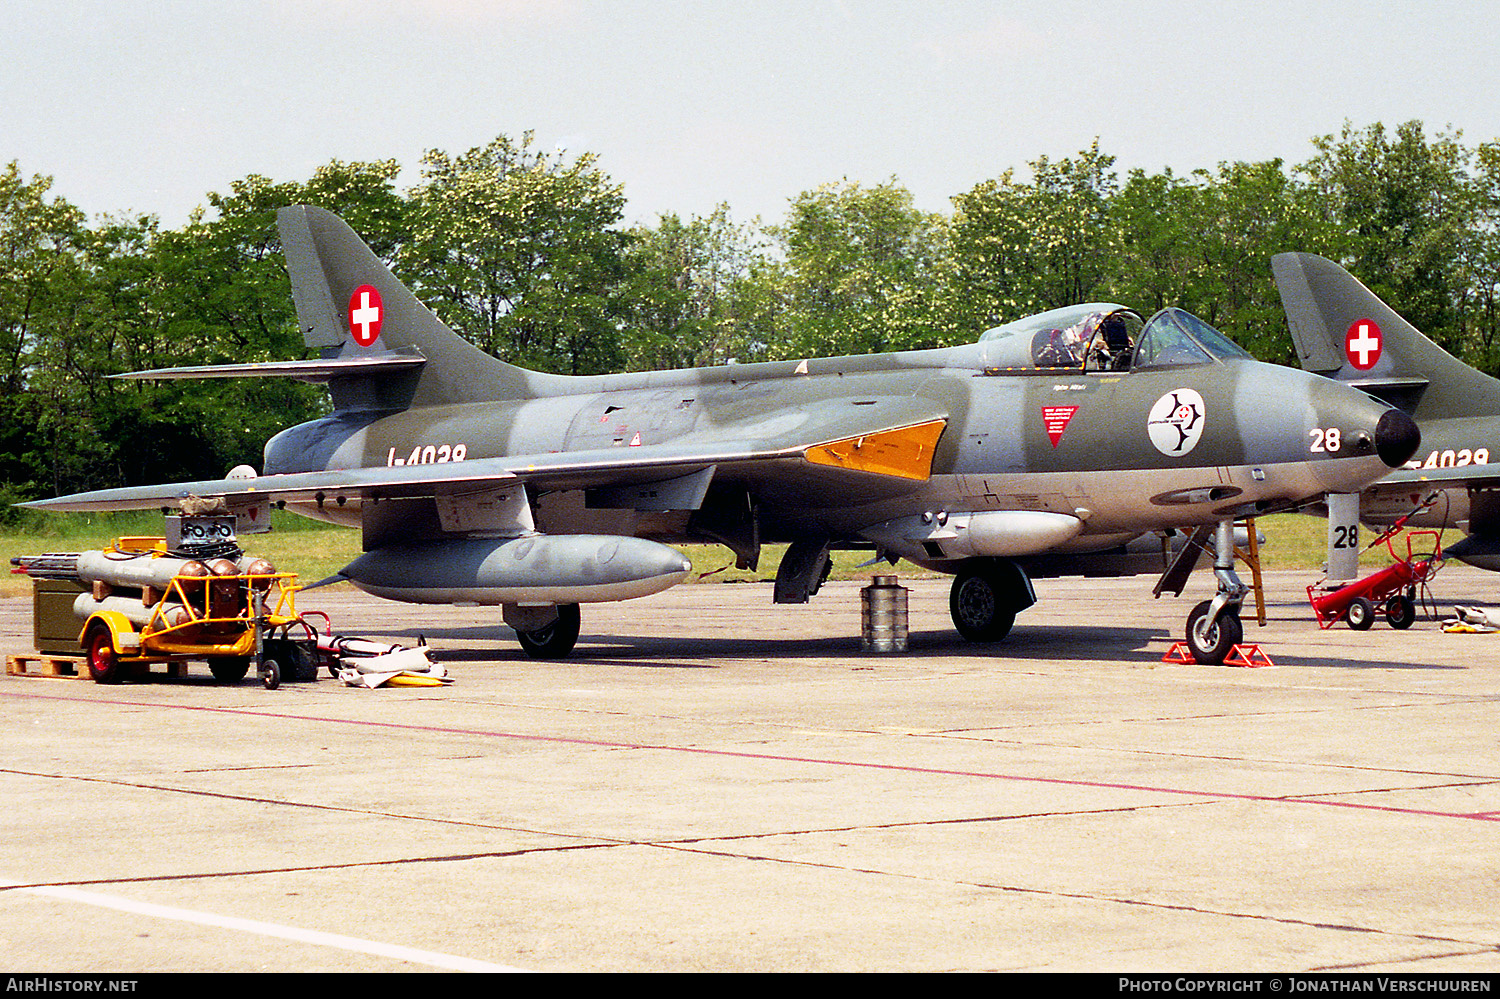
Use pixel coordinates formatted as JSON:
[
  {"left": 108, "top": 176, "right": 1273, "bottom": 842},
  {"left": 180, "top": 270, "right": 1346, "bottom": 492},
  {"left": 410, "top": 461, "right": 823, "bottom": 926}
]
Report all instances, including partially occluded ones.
[
  {"left": 1132, "top": 308, "right": 1252, "bottom": 368},
  {"left": 977, "top": 304, "right": 1250, "bottom": 372}
]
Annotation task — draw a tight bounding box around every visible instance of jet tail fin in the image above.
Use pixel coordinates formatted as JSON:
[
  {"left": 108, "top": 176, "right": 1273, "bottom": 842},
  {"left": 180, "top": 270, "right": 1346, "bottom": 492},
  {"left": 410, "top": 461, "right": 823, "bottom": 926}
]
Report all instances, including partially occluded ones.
[
  {"left": 277, "top": 205, "right": 533, "bottom": 410},
  {"left": 1271, "top": 252, "right": 1500, "bottom": 420}
]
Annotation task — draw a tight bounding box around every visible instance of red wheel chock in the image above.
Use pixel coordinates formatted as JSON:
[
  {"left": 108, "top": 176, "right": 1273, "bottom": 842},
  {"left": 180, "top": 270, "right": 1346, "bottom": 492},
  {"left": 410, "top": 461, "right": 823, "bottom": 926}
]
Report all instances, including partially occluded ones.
[
  {"left": 1161, "top": 643, "right": 1197, "bottom": 664},
  {"left": 1224, "top": 644, "right": 1275, "bottom": 668},
  {"left": 1161, "top": 643, "right": 1275, "bottom": 667}
]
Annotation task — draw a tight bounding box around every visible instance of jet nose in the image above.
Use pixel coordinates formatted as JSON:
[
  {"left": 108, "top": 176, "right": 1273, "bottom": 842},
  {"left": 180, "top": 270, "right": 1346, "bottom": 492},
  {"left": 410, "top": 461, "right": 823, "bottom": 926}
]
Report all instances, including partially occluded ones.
[{"left": 1375, "top": 408, "right": 1420, "bottom": 468}]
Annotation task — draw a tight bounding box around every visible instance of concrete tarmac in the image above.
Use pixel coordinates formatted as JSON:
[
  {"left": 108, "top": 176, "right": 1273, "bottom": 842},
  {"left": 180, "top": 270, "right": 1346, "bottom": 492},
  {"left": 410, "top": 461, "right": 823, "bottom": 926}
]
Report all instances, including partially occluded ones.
[{"left": 2, "top": 567, "right": 1499, "bottom": 973}]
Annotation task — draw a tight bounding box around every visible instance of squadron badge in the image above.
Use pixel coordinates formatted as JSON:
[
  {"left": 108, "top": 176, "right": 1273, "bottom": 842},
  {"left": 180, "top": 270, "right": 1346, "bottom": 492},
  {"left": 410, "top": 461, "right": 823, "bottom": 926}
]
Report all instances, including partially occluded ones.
[{"left": 1148, "top": 389, "right": 1206, "bottom": 456}]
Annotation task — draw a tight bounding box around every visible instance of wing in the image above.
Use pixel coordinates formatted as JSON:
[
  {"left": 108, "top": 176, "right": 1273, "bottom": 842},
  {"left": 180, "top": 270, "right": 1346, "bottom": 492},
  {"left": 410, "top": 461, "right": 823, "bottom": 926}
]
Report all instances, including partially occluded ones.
[{"left": 23, "top": 397, "right": 950, "bottom": 514}]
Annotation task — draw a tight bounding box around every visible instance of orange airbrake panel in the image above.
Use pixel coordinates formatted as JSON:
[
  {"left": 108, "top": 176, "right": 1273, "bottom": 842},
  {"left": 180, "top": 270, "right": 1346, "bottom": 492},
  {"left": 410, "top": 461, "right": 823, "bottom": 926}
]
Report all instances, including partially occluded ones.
[{"left": 803, "top": 419, "right": 947, "bottom": 480}]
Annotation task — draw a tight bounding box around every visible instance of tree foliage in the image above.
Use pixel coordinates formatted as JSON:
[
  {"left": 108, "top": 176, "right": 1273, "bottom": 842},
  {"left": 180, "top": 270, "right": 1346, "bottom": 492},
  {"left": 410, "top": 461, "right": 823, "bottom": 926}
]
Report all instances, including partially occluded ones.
[
  {"left": 617, "top": 205, "right": 767, "bottom": 370},
  {"left": 948, "top": 141, "right": 1118, "bottom": 333},
  {"left": 1302, "top": 121, "right": 1472, "bottom": 355},
  {"left": 755, "top": 179, "right": 951, "bottom": 358},
  {"left": 403, "top": 132, "right": 629, "bottom": 374}
]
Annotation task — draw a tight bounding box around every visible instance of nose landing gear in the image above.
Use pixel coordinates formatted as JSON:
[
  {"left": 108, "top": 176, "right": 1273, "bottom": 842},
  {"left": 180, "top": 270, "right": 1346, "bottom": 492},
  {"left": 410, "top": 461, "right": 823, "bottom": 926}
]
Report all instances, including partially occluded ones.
[{"left": 1182, "top": 520, "right": 1249, "bottom": 665}]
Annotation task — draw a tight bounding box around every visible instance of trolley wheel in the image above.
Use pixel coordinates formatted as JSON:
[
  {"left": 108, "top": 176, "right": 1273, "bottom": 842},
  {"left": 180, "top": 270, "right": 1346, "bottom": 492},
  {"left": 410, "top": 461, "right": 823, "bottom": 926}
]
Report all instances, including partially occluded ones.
[
  {"left": 1346, "top": 597, "right": 1375, "bottom": 631},
  {"left": 260, "top": 658, "right": 281, "bottom": 690},
  {"left": 84, "top": 622, "right": 126, "bottom": 685},
  {"left": 208, "top": 657, "right": 251, "bottom": 683},
  {"left": 1386, "top": 594, "right": 1417, "bottom": 630}
]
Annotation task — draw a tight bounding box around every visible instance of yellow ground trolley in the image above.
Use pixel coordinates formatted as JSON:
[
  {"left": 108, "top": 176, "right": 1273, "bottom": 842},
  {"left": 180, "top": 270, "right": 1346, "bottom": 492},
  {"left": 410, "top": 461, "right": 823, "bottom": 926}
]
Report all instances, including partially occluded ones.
[{"left": 74, "top": 538, "right": 327, "bottom": 689}]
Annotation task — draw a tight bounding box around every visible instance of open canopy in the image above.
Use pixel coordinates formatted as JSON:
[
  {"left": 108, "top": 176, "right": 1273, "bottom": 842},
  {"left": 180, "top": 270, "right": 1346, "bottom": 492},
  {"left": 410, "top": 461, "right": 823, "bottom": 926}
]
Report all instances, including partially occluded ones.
[{"left": 978, "top": 304, "right": 1248, "bottom": 373}]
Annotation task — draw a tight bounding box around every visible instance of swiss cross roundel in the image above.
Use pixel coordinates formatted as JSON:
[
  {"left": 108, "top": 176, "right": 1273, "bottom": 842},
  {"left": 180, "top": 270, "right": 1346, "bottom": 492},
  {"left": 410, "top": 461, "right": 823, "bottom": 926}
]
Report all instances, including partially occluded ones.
[
  {"left": 348, "top": 284, "right": 383, "bottom": 347},
  {"left": 1345, "top": 319, "right": 1382, "bottom": 370}
]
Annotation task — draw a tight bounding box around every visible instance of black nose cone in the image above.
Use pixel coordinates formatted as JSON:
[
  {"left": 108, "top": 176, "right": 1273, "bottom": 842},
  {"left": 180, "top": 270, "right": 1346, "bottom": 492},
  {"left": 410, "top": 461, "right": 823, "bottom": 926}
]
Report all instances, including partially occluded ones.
[{"left": 1375, "top": 408, "right": 1421, "bottom": 468}]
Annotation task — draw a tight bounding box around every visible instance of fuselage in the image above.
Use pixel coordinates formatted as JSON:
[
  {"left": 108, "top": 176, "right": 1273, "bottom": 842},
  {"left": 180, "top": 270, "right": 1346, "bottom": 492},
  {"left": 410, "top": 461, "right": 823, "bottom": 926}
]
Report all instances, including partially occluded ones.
[{"left": 266, "top": 335, "right": 1410, "bottom": 562}]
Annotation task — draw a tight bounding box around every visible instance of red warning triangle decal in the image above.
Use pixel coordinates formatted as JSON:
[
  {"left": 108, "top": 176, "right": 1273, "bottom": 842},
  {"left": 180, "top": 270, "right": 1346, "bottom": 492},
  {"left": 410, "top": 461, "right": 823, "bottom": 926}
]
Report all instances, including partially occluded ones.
[{"left": 1042, "top": 405, "right": 1078, "bottom": 447}]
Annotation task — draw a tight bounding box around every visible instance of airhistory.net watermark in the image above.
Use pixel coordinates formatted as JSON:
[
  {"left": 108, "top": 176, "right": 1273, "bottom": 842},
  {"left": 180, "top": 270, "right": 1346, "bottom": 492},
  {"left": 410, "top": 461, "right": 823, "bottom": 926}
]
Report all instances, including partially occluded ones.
[{"left": 6, "top": 980, "right": 138, "bottom": 993}]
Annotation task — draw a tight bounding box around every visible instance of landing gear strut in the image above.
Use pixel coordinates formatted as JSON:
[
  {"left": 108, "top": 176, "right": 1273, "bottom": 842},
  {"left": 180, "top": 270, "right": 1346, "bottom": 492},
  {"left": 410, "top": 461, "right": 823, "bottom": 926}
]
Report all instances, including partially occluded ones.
[{"left": 1184, "top": 520, "right": 1247, "bottom": 665}]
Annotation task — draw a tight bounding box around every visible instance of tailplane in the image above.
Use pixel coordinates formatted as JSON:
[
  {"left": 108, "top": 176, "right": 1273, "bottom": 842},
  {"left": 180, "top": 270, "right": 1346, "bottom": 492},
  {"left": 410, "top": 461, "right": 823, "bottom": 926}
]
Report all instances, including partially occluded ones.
[
  {"left": 277, "top": 205, "right": 532, "bottom": 410},
  {"left": 1271, "top": 252, "right": 1500, "bottom": 421}
]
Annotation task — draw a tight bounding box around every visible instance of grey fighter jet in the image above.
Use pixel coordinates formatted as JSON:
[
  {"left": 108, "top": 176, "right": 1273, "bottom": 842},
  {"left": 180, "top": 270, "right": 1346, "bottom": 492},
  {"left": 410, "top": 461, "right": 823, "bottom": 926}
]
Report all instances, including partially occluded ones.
[
  {"left": 1273, "top": 252, "right": 1500, "bottom": 572},
  {"left": 24, "top": 208, "right": 1419, "bottom": 663}
]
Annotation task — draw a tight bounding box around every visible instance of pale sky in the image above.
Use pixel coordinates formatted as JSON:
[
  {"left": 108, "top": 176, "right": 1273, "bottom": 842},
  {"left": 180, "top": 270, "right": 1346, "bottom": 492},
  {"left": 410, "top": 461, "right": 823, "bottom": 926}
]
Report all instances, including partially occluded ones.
[{"left": 4, "top": 0, "right": 1498, "bottom": 230}]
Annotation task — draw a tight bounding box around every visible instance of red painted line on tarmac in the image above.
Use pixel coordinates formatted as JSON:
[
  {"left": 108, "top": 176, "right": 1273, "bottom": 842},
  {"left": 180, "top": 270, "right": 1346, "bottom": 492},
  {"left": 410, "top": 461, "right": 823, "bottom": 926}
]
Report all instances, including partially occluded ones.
[{"left": 5, "top": 689, "right": 1496, "bottom": 823}]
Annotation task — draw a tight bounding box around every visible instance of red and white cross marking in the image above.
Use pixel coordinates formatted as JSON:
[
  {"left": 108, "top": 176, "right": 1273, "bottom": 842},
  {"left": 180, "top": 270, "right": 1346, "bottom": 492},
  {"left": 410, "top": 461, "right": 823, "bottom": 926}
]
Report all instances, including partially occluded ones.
[
  {"left": 1344, "top": 319, "right": 1382, "bottom": 370},
  {"left": 348, "top": 284, "right": 383, "bottom": 346}
]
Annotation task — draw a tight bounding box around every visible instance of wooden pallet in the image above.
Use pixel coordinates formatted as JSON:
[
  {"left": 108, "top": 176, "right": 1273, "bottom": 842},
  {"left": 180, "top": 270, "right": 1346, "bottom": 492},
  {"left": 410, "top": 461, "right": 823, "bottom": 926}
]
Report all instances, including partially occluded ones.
[
  {"left": 6, "top": 654, "right": 191, "bottom": 680},
  {"left": 7, "top": 654, "right": 85, "bottom": 679}
]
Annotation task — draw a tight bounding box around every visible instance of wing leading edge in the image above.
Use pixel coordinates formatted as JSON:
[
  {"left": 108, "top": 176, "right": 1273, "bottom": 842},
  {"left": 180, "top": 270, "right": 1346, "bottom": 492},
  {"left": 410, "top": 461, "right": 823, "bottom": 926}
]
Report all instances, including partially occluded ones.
[{"left": 24, "top": 408, "right": 950, "bottom": 514}]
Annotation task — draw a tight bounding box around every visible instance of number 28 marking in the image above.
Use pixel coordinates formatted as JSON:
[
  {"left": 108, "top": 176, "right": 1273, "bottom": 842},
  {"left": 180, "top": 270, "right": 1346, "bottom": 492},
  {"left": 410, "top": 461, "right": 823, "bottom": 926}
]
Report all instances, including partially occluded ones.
[
  {"left": 1309, "top": 427, "right": 1341, "bottom": 452},
  {"left": 1331, "top": 524, "right": 1359, "bottom": 549}
]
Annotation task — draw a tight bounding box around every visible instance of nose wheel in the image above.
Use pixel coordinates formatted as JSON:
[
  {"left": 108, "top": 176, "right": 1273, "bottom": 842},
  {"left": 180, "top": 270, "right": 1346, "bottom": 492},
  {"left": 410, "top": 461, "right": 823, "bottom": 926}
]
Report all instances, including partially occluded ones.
[{"left": 1186, "top": 600, "right": 1243, "bottom": 664}]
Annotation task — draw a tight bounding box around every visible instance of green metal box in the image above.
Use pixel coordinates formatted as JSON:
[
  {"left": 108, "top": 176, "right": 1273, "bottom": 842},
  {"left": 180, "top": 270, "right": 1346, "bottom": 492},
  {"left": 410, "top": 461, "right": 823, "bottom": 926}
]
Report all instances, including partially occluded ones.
[{"left": 32, "top": 578, "right": 87, "bottom": 655}]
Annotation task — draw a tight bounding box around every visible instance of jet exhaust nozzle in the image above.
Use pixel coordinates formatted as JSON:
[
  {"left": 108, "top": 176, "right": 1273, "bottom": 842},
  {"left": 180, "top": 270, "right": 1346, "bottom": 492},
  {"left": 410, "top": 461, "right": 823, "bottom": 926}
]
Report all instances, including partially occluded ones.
[{"left": 1374, "top": 408, "right": 1421, "bottom": 468}]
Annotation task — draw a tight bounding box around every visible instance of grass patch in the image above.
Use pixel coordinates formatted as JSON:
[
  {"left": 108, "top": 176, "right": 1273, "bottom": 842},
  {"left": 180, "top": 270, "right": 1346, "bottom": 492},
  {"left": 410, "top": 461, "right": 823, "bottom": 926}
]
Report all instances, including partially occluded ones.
[{"left": 0, "top": 509, "right": 1409, "bottom": 599}]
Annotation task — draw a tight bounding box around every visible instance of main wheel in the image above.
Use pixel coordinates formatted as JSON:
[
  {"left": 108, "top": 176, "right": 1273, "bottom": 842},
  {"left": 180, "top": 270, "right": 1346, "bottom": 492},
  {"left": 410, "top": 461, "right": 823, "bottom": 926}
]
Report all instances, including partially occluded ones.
[
  {"left": 949, "top": 565, "right": 1018, "bottom": 642},
  {"left": 208, "top": 657, "right": 251, "bottom": 683},
  {"left": 1386, "top": 594, "right": 1417, "bottom": 630},
  {"left": 516, "top": 604, "right": 581, "bottom": 659},
  {"left": 1346, "top": 596, "right": 1375, "bottom": 631},
  {"left": 1185, "top": 600, "right": 1243, "bottom": 665},
  {"left": 84, "top": 623, "right": 126, "bottom": 684}
]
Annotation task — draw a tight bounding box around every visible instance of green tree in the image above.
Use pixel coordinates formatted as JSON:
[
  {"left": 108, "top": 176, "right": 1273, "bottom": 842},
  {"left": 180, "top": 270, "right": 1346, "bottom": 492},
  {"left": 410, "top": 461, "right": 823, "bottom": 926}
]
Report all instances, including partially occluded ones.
[
  {"left": 403, "top": 132, "right": 629, "bottom": 374},
  {"left": 1107, "top": 160, "right": 1339, "bottom": 362},
  {"left": 0, "top": 162, "right": 84, "bottom": 393},
  {"left": 948, "top": 141, "right": 1118, "bottom": 333},
  {"left": 1105, "top": 167, "right": 1204, "bottom": 317},
  {"left": 0, "top": 163, "right": 88, "bottom": 500},
  {"left": 114, "top": 160, "right": 408, "bottom": 480},
  {"left": 617, "top": 205, "right": 768, "bottom": 370},
  {"left": 758, "top": 178, "right": 950, "bottom": 358},
  {"left": 1193, "top": 159, "right": 1345, "bottom": 361},
  {"left": 1458, "top": 141, "right": 1500, "bottom": 371}
]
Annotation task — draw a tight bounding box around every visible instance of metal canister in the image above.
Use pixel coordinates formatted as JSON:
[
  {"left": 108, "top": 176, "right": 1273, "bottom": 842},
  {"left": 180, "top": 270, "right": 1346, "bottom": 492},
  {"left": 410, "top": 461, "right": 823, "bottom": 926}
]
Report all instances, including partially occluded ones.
[{"left": 860, "top": 575, "right": 908, "bottom": 654}]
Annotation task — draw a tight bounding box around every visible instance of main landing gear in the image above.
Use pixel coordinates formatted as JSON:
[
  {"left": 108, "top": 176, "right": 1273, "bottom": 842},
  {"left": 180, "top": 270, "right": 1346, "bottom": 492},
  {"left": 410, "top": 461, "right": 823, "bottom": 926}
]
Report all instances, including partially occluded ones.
[
  {"left": 506, "top": 603, "right": 581, "bottom": 660},
  {"left": 1183, "top": 520, "right": 1248, "bottom": 665},
  {"left": 949, "top": 558, "right": 1036, "bottom": 643}
]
